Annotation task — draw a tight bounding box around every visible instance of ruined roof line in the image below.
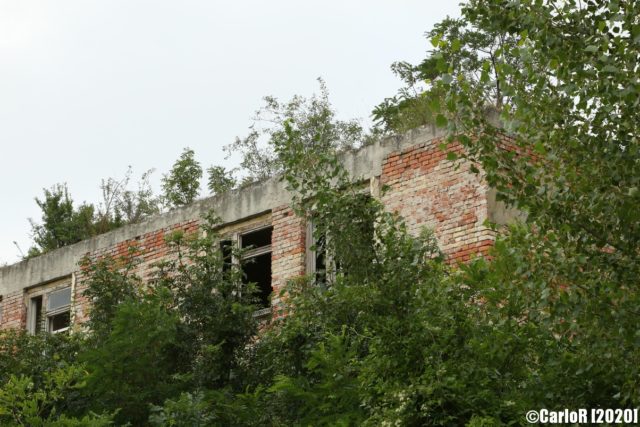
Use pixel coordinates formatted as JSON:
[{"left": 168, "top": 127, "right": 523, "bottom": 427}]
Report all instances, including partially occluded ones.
[{"left": 1, "top": 125, "right": 446, "bottom": 293}]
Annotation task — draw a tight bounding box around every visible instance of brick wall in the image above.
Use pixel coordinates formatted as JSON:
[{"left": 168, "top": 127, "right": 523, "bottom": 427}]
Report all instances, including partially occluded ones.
[
  {"left": 271, "top": 205, "right": 306, "bottom": 314},
  {"left": 0, "top": 290, "right": 24, "bottom": 329},
  {"left": 1, "top": 132, "right": 504, "bottom": 331},
  {"left": 72, "top": 219, "right": 200, "bottom": 327},
  {"left": 381, "top": 139, "right": 495, "bottom": 262}
]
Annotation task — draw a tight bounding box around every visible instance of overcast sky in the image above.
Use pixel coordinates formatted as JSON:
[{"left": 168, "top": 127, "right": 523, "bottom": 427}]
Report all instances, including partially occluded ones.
[{"left": 0, "top": 1, "right": 461, "bottom": 265}]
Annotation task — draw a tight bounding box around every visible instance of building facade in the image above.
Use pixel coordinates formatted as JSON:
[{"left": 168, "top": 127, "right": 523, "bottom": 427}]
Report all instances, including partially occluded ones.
[{"left": 0, "top": 127, "right": 517, "bottom": 332}]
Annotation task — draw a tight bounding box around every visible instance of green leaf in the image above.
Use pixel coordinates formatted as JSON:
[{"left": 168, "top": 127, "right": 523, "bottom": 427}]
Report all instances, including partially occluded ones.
[
  {"left": 436, "top": 114, "right": 448, "bottom": 128},
  {"left": 441, "top": 74, "right": 453, "bottom": 85},
  {"left": 430, "top": 34, "right": 442, "bottom": 48}
]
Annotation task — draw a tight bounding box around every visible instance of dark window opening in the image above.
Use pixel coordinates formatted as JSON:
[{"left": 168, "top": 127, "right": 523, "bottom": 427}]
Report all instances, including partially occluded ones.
[
  {"left": 31, "top": 296, "right": 43, "bottom": 334},
  {"left": 314, "top": 233, "right": 328, "bottom": 284},
  {"left": 220, "top": 240, "right": 233, "bottom": 272},
  {"left": 49, "top": 311, "right": 71, "bottom": 332},
  {"left": 242, "top": 252, "right": 272, "bottom": 308},
  {"left": 241, "top": 227, "right": 272, "bottom": 250}
]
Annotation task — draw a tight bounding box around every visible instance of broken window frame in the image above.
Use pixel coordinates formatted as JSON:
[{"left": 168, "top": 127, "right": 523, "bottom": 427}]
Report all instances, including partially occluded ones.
[
  {"left": 305, "top": 188, "right": 377, "bottom": 286},
  {"left": 220, "top": 225, "right": 274, "bottom": 317},
  {"left": 26, "top": 278, "right": 72, "bottom": 335},
  {"left": 305, "top": 219, "right": 335, "bottom": 287}
]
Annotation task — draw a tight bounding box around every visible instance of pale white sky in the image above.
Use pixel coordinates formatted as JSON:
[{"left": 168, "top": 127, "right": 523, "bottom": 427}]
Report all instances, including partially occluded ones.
[{"left": 0, "top": 1, "right": 462, "bottom": 264}]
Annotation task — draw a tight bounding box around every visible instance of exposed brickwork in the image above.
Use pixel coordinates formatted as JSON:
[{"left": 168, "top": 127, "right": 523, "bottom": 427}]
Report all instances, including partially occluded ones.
[
  {"left": 1, "top": 133, "right": 507, "bottom": 332},
  {"left": 72, "top": 220, "right": 200, "bottom": 327},
  {"left": 381, "top": 139, "right": 496, "bottom": 262},
  {"left": 270, "top": 205, "right": 306, "bottom": 310},
  {"left": 0, "top": 290, "right": 25, "bottom": 329}
]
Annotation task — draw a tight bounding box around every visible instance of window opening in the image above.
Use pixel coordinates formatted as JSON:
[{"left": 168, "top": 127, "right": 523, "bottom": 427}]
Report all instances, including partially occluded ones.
[
  {"left": 242, "top": 252, "right": 272, "bottom": 308},
  {"left": 220, "top": 239, "right": 233, "bottom": 272},
  {"left": 28, "top": 286, "right": 71, "bottom": 334},
  {"left": 241, "top": 227, "right": 272, "bottom": 249},
  {"left": 306, "top": 220, "right": 330, "bottom": 285},
  {"left": 239, "top": 226, "right": 273, "bottom": 308},
  {"left": 306, "top": 194, "right": 375, "bottom": 284},
  {"left": 28, "top": 295, "right": 44, "bottom": 334},
  {"left": 46, "top": 287, "right": 71, "bottom": 333}
]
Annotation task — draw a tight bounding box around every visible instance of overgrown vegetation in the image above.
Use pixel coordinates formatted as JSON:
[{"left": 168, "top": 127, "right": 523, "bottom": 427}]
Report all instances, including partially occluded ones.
[
  {"left": 25, "top": 81, "right": 367, "bottom": 259},
  {"left": 4, "top": 0, "right": 639, "bottom": 424},
  {"left": 223, "top": 79, "right": 369, "bottom": 185},
  {"left": 26, "top": 167, "right": 163, "bottom": 258},
  {"left": 162, "top": 148, "right": 203, "bottom": 208}
]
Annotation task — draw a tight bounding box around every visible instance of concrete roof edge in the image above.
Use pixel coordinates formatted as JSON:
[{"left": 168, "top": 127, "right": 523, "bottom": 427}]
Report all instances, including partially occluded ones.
[{"left": 0, "top": 126, "right": 446, "bottom": 293}]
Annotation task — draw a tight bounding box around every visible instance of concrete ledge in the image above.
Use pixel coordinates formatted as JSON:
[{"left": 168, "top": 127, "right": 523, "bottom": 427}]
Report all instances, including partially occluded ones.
[{"left": 0, "top": 126, "right": 446, "bottom": 294}]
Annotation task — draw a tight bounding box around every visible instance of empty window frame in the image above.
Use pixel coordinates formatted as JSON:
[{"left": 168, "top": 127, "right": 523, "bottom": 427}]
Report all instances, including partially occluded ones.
[
  {"left": 220, "top": 239, "right": 234, "bottom": 273},
  {"left": 305, "top": 195, "right": 376, "bottom": 284},
  {"left": 239, "top": 226, "right": 273, "bottom": 309},
  {"left": 27, "top": 285, "right": 72, "bottom": 334},
  {"left": 306, "top": 220, "right": 331, "bottom": 285}
]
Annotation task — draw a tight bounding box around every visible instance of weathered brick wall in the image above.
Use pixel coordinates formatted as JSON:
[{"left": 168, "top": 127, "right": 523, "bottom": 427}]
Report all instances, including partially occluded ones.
[
  {"left": 271, "top": 205, "right": 306, "bottom": 313},
  {"left": 381, "top": 139, "right": 495, "bottom": 262},
  {"left": 1, "top": 130, "right": 508, "bottom": 332},
  {"left": 72, "top": 219, "right": 200, "bottom": 327},
  {"left": 0, "top": 290, "right": 24, "bottom": 329}
]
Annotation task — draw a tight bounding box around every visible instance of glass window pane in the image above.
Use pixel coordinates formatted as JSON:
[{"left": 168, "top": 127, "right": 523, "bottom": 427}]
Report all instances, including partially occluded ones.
[{"left": 47, "top": 287, "right": 71, "bottom": 311}]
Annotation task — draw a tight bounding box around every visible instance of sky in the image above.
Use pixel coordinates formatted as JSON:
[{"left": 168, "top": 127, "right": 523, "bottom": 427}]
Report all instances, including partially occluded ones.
[{"left": 0, "top": 0, "right": 462, "bottom": 265}]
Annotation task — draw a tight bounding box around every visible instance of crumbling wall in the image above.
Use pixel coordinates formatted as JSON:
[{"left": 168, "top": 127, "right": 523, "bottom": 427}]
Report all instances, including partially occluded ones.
[
  {"left": 381, "top": 139, "right": 495, "bottom": 262},
  {"left": 0, "top": 127, "right": 518, "bottom": 331}
]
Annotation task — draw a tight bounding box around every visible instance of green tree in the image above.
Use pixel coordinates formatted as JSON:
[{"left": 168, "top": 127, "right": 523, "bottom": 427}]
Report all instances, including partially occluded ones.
[
  {"left": 440, "top": 0, "right": 640, "bottom": 406},
  {"left": 0, "top": 330, "right": 112, "bottom": 425},
  {"left": 0, "top": 365, "right": 113, "bottom": 426},
  {"left": 28, "top": 184, "right": 96, "bottom": 257},
  {"left": 225, "top": 79, "right": 369, "bottom": 184},
  {"left": 27, "top": 168, "right": 161, "bottom": 258},
  {"left": 206, "top": 165, "right": 236, "bottom": 196},
  {"left": 378, "top": 0, "right": 640, "bottom": 410},
  {"left": 373, "top": 15, "right": 518, "bottom": 133},
  {"left": 162, "top": 148, "right": 203, "bottom": 208},
  {"left": 77, "top": 214, "right": 258, "bottom": 425},
  {"left": 97, "top": 167, "right": 162, "bottom": 230},
  {"left": 81, "top": 293, "right": 184, "bottom": 425}
]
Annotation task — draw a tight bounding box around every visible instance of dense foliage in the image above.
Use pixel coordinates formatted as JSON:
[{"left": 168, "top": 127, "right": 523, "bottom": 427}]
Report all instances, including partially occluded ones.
[
  {"left": 27, "top": 168, "right": 162, "bottom": 258},
  {"left": 224, "top": 79, "right": 370, "bottom": 185},
  {"left": 162, "top": 148, "right": 203, "bottom": 208},
  {"left": 27, "top": 184, "right": 97, "bottom": 257},
  {"left": 4, "top": 0, "right": 639, "bottom": 424}
]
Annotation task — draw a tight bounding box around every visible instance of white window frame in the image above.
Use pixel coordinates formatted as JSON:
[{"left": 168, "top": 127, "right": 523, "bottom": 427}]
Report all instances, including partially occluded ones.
[{"left": 26, "top": 282, "right": 72, "bottom": 335}]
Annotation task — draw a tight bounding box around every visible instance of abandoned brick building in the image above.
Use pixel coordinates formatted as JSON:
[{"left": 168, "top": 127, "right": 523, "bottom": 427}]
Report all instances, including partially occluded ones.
[{"left": 0, "top": 127, "right": 518, "bottom": 333}]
